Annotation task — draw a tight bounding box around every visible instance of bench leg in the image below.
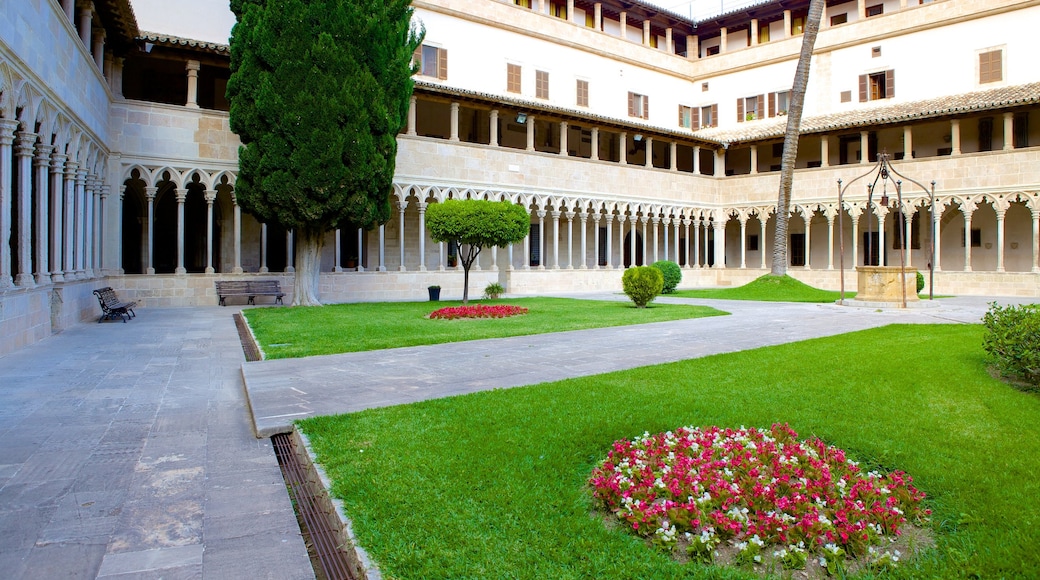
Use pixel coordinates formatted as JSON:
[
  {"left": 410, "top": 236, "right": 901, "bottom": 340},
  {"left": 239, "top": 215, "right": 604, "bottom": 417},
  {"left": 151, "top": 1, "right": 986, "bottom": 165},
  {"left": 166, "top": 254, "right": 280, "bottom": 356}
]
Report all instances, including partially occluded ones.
[{"left": 219, "top": 296, "right": 226, "bottom": 306}]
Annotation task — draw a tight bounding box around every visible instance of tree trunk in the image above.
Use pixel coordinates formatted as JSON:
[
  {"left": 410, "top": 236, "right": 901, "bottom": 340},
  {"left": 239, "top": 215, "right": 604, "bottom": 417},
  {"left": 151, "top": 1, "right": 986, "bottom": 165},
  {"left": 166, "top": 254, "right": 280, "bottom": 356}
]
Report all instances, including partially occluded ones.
[
  {"left": 771, "top": 0, "right": 825, "bottom": 277},
  {"left": 292, "top": 229, "right": 325, "bottom": 306}
]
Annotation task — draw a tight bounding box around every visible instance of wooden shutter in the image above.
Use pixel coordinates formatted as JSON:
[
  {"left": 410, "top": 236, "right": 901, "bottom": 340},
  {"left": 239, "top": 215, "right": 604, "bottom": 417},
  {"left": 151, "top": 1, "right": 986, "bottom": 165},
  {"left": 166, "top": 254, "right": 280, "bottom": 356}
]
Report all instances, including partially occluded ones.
[
  {"left": 437, "top": 48, "right": 448, "bottom": 80},
  {"left": 885, "top": 69, "right": 895, "bottom": 99},
  {"left": 757, "top": 94, "right": 765, "bottom": 119},
  {"left": 737, "top": 98, "right": 744, "bottom": 122},
  {"left": 507, "top": 64, "right": 521, "bottom": 93},
  {"left": 643, "top": 95, "right": 649, "bottom": 119},
  {"left": 768, "top": 92, "right": 776, "bottom": 117},
  {"left": 711, "top": 104, "right": 718, "bottom": 127},
  {"left": 628, "top": 92, "right": 636, "bottom": 117},
  {"left": 678, "top": 105, "right": 685, "bottom": 127},
  {"left": 859, "top": 74, "right": 868, "bottom": 102},
  {"left": 691, "top": 107, "right": 699, "bottom": 130}
]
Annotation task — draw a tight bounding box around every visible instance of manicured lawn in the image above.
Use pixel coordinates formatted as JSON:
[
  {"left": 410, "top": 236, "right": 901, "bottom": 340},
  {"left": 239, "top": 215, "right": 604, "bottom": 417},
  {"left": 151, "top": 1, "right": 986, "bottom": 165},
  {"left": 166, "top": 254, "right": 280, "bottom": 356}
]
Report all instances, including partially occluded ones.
[
  {"left": 244, "top": 297, "right": 726, "bottom": 359},
  {"left": 672, "top": 274, "right": 856, "bottom": 303},
  {"left": 300, "top": 324, "right": 1040, "bottom": 579}
]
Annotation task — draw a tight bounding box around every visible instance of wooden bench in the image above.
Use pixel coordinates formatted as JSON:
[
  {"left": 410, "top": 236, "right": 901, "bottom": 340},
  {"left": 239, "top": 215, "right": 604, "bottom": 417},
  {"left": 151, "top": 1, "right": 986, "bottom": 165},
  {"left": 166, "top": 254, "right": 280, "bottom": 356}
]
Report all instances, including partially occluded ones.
[
  {"left": 93, "top": 287, "right": 137, "bottom": 323},
  {"left": 215, "top": 280, "right": 285, "bottom": 306}
]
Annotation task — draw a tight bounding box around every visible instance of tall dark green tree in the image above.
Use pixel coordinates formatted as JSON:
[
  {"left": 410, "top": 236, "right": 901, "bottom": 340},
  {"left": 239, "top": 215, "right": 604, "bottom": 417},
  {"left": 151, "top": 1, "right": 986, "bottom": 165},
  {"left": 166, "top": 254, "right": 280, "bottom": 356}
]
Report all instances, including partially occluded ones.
[{"left": 227, "top": 0, "right": 422, "bottom": 305}]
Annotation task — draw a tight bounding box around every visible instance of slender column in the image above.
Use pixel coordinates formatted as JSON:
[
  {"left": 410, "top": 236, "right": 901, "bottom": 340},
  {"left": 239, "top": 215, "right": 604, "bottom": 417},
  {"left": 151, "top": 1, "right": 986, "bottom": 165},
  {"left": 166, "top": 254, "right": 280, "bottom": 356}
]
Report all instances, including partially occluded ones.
[
  {"left": 589, "top": 211, "right": 598, "bottom": 269},
  {"left": 560, "top": 121, "right": 568, "bottom": 156},
  {"left": 826, "top": 214, "right": 835, "bottom": 270},
  {"left": 334, "top": 229, "right": 342, "bottom": 272},
  {"left": 687, "top": 34, "right": 698, "bottom": 59},
  {"left": 715, "top": 149, "right": 725, "bottom": 177},
  {"left": 692, "top": 218, "right": 700, "bottom": 267},
  {"left": 356, "top": 228, "right": 366, "bottom": 271},
  {"left": 604, "top": 213, "right": 613, "bottom": 268},
  {"left": 962, "top": 207, "right": 973, "bottom": 271},
  {"left": 642, "top": 20, "right": 650, "bottom": 45},
  {"left": 112, "top": 57, "right": 125, "bottom": 97},
  {"left": 98, "top": 186, "right": 107, "bottom": 274},
  {"left": 407, "top": 96, "right": 417, "bottom": 136},
  {"left": 567, "top": 0, "right": 575, "bottom": 23},
  {"left": 641, "top": 215, "right": 649, "bottom": 265},
  {"left": 720, "top": 27, "right": 728, "bottom": 53},
  {"left": 750, "top": 145, "right": 758, "bottom": 174},
  {"left": 565, "top": 211, "right": 574, "bottom": 268},
  {"left": 86, "top": 176, "right": 97, "bottom": 277},
  {"left": 491, "top": 244, "right": 498, "bottom": 271},
  {"left": 821, "top": 136, "right": 830, "bottom": 167},
  {"left": 644, "top": 137, "right": 653, "bottom": 168},
  {"left": 92, "top": 30, "right": 105, "bottom": 70},
  {"left": 578, "top": 211, "right": 588, "bottom": 269},
  {"left": 141, "top": 182, "right": 153, "bottom": 277},
  {"left": 175, "top": 188, "right": 187, "bottom": 274},
  {"left": 663, "top": 217, "right": 669, "bottom": 261},
  {"left": 693, "top": 146, "right": 700, "bottom": 174},
  {"left": 851, "top": 210, "right": 860, "bottom": 268},
  {"left": 14, "top": 132, "right": 38, "bottom": 287},
  {"left": 713, "top": 220, "right": 726, "bottom": 268},
  {"left": 628, "top": 214, "right": 638, "bottom": 266},
  {"left": 995, "top": 206, "right": 1006, "bottom": 272},
  {"left": 204, "top": 189, "right": 216, "bottom": 273},
  {"left": 0, "top": 120, "right": 17, "bottom": 288},
  {"left": 285, "top": 230, "right": 294, "bottom": 272},
  {"left": 489, "top": 110, "right": 499, "bottom": 147},
  {"left": 551, "top": 210, "right": 561, "bottom": 269},
  {"left": 62, "top": 0, "right": 75, "bottom": 20},
  {"left": 619, "top": 132, "right": 627, "bottom": 165},
  {"left": 951, "top": 119, "right": 961, "bottom": 155},
  {"left": 537, "top": 210, "right": 545, "bottom": 269},
  {"left": 759, "top": 217, "right": 767, "bottom": 269},
  {"left": 507, "top": 243, "right": 514, "bottom": 271},
  {"left": 703, "top": 219, "right": 710, "bottom": 266},
  {"left": 590, "top": 128, "right": 599, "bottom": 161},
  {"left": 259, "top": 223, "right": 268, "bottom": 273},
  {"left": 449, "top": 102, "right": 460, "bottom": 142},
  {"left": 439, "top": 240, "right": 446, "bottom": 271},
  {"left": 669, "top": 142, "right": 677, "bottom": 171},
  {"left": 78, "top": 3, "right": 92, "bottom": 47},
  {"left": 418, "top": 202, "right": 427, "bottom": 271},
  {"left": 876, "top": 209, "right": 886, "bottom": 267},
  {"left": 783, "top": 10, "right": 792, "bottom": 38},
  {"left": 902, "top": 126, "right": 913, "bottom": 160},
  {"left": 856, "top": 0, "right": 866, "bottom": 19},
  {"left": 860, "top": 131, "right": 869, "bottom": 164},
  {"left": 34, "top": 143, "right": 54, "bottom": 284},
  {"left": 651, "top": 216, "right": 660, "bottom": 263},
  {"left": 666, "top": 28, "right": 673, "bottom": 52},
  {"left": 751, "top": 19, "right": 759, "bottom": 45},
  {"left": 49, "top": 152, "right": 66, "bottom": 283},
  {"left": 522, "top": 229, "right": 530, "bottom": 271},
  {"left": 739, "top": 217, "right": 747, "bottom": 268},
  {"left": 594, "top": 3, "right": 602, "bottom": 29},
  {"left": 620, "top": 12, "right": 627, "bottom": 36},
  {"left": 117, "top": 185, "right": 125, "bottom": 274},
  {"left": 673, "top": 218, "right": 680, "bottom": 263},
  {"left": 803, "top": 213, "right": 812, "bottom": 269},
  {"left": 185, "top": 60, "right": 201, "bottom": 109},
  {"left": 73, "top": 168, "right": 87, "bottom": 277},
  {"left": 904, "top": 208, "right": 914, "bottom": 269},
  {"left": 378, "top": 224, "right": 386, "bottom": 271},
  {"left": 1003, "top": 112, "right": 1014, "bottom": 151},
  {"left": 526, "top": 116, "right": 536, "bottom": 151},
  {"left": 233, "top": 196, "right": 243, "bottom": 273},
  {"left": 932, "top": 207, "right": 942, "bottom": 272},
  {"left": 1031, "top": 208, "right": 1039, "bottom": 273},
  {"left": 398, "top": 201, "right": 407, "bottom": 271}
]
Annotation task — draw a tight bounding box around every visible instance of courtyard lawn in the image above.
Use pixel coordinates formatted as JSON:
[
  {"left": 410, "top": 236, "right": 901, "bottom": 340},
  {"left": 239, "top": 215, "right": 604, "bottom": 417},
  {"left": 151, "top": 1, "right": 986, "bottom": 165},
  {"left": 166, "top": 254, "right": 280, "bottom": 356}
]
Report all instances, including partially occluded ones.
[
  {"left": 672, "top": 274, "right": 855, "bottom": 303},
  {"left": 300, "top": 324, "right": 1040, "bottom": 580},
  {"left": 244, "top": 297, "right": 726, "bottom": 359}
]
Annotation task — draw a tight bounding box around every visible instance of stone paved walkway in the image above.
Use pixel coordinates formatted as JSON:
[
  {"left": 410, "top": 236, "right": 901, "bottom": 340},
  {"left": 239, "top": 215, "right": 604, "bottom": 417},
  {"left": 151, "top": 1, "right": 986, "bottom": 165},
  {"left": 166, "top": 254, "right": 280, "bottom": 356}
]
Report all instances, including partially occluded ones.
[
  {"left": 242, "top": 294, "right": 1002, "bottom": 436},
  {"left": 0, "top": 306, "right": 312, "bottom": 579}
]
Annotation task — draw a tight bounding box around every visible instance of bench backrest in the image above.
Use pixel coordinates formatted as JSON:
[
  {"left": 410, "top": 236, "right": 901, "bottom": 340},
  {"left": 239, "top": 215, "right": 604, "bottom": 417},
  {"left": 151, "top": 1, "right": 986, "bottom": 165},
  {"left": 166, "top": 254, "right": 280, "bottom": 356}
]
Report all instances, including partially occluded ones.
[
  {"left": 247, "top": 280, "right": 282, "bottom": 293},
  {"left": 95, "top": 287, "right": 123, "bottom": 308},
  {"left": 215, "top": 281, "right": 250, "bottom": 294}
]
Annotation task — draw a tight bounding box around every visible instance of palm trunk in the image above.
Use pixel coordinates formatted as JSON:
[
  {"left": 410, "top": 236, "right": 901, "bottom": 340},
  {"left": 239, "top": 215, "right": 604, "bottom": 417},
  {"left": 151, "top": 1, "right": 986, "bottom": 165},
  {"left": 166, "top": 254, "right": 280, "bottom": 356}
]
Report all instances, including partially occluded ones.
[
  {"left": 292, "top": 229, "right": 325, "bottom": 306},
  {"left": 771, "top": 0, "right": 825, "bottom": 277}
]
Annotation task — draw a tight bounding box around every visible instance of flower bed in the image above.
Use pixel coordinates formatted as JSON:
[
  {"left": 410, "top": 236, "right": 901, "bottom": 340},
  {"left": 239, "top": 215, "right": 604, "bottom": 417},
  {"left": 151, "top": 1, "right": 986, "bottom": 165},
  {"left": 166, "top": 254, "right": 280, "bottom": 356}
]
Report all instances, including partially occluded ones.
[
  {"left": 589, "top": 423, "right": 930, "bottom": 574},
  {"left": 429, "top": 304, "right": 528, "bottom": 320}
]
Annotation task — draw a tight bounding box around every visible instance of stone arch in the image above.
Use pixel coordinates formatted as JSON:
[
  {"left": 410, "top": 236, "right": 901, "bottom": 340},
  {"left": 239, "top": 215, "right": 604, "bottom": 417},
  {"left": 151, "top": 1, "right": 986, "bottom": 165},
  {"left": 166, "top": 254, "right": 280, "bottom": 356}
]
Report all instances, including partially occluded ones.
[{"left": 121, "top": 168, "right": 149, "bottom": 274}]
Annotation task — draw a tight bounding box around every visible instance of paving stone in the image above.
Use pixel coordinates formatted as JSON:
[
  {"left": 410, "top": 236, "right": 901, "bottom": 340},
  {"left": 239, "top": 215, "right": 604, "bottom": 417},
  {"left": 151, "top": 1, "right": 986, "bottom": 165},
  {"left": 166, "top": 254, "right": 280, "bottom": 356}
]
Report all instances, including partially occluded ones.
[{"left": 97, "top": 544, "right": 204, "bottom": 577}]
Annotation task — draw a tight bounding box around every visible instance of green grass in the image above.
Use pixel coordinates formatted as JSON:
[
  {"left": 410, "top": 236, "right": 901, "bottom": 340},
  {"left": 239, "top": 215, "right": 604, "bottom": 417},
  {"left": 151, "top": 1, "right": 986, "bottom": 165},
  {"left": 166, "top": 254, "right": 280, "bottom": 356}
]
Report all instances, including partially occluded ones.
[
  {"left": 300, "top": 324, "right": 1040, "bottom": 579},
  {"left": 672, "top": 274, "right": 855, "bottom": 303},
  {"left": 244, "top": 297, "right": 726, "bottom": 359}
]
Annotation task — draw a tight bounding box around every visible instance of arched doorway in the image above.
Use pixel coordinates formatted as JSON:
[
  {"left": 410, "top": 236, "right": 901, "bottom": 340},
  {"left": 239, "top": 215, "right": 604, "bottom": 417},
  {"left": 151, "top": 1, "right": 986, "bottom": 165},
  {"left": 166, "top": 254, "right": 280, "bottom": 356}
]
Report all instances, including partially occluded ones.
[{"left": 121, "top": 170, "right": 146, "bottom": 274}]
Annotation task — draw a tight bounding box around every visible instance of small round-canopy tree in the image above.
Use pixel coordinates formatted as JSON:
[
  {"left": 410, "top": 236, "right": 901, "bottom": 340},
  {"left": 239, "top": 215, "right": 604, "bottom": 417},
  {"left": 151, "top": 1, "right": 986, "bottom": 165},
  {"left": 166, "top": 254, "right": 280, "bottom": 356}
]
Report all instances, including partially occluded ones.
[
  {"left": 426, "top": 199, "right": 529, "bottom": 304},
  {"left": 227, "top": 0, "right": 422, "bottom": 305}
]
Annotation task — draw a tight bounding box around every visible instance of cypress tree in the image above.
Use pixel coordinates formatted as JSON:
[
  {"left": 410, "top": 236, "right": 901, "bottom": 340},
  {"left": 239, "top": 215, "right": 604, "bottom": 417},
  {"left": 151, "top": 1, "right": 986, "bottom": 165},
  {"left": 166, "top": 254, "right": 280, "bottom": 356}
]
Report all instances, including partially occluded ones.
[{"left": 228, "top": 0, "right": 422, "bottom": 305}]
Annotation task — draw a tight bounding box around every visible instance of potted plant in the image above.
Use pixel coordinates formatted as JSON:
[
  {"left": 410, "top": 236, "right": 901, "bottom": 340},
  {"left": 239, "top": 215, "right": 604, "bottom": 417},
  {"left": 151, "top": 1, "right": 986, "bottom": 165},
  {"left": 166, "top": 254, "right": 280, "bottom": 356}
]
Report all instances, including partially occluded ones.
[
  {"left": 428, "top": 285, "right": 441, "bottom": 301},
  {"left": 483, "top": 282, "right": 504, "bottom": 300},
  {"left": 346, "top": 256, "right": 358, "bottom": 269}
]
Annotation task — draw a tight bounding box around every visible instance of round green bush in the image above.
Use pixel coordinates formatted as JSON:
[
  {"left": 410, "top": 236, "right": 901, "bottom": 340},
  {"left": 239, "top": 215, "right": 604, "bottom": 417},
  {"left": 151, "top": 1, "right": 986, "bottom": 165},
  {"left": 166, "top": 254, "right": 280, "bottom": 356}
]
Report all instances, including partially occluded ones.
[
  {"left": 982, "top": 302, "right": 1040, "bottom": 388},
  {"left": 916, "top": 270, "right": 925, "bottom": 294},
  {"left": 622, "top": 266, "right": 663, "bottom": 308},
  {"left": 651, "top": 260, "right": 682, "bottom": 294}
]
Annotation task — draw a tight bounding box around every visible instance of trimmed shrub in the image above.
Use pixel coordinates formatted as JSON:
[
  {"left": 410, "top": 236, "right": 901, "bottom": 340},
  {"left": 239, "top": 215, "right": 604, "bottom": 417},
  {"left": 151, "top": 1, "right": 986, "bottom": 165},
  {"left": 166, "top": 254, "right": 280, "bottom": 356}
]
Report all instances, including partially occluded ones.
[
  {"left": 483, "top": 282, "right": 504, "bottom": 300},
  {"left": 651, "top": 260, "right": 682, "bottom": 294},
  {"left": 916, "top": 271, "right": 925, "bottom": 294},
  {"left": 622, "top": 266, "right": 663, "bottom": 308},
  {"left": 982, "top": 302, "right": 1040, "bottom": 388}
]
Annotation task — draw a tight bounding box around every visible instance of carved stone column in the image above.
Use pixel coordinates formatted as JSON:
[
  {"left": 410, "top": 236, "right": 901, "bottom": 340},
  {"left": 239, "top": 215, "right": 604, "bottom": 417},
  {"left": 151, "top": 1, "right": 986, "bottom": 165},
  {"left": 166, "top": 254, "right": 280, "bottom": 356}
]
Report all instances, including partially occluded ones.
[
  {"left": 994, "top": 204, "right": 1006, "bottom": 272},
  {"left": 205, "top": 189, "right": 216, "bottom": 273},
  {"left": 537, "top": 210, "right": 546, "bottom": 269},
  {"left": 651, "top": 216, "right": 660, "bottom": 263},
  {"left": 185, "top": 60, "right": 201, "bottom": 109},
  {"left": 286, "top": 229, "right": 295, "bottom": 273},
  {"left": 145, "top": 186, "right": 156, "bottom": 274},
  {"left": 398, "top": 200, "right": 407, "bottom": 271},
  {"left": 232, "top": 194, "right": 243, "bottom": 273},
  {"left": 738, "top": 215, "right": 747, "bottom": 268},
  {"left": 175, "top": 188, "right": 187, "bottom": 274},
  {"left": 551, "top": 210, "right": 561, "bottom": 269},
  {"left": 713, "top": 219, "right": 726, "bottom": 268},
  {"left": 961, "top": 203, "right": 975, "bottom": 272},
  {"left": 0, "top": 119, "right": 18, "bottom": 287},
  {"left": 259, "top": 223, "right": 268, "bottom": 273},
  {"left": 34, "top": 142, "right": 54, "bottom": 284},
  {"left": 489, "top": 110, "right": 498, "bottom": 147},
  {"left": 14, "top": 132, "right": 38, "bottom": 287},
  {"left": 590, "top": 128, "right": 599, "bottom": 161},
  {"left": 449, "top": 102, "right": 460, "bottom": 142},
  {"left": 49, "top": 151, "right": 67, "bottom": 283},
  {"left": 418, "top": 202, "right": 427, "bottom": 271}
]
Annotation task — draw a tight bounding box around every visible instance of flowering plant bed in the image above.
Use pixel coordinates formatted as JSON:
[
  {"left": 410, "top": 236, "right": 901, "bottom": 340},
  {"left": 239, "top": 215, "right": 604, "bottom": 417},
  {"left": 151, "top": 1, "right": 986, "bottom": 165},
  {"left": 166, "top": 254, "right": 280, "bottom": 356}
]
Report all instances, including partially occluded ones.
[
  {"left": 589, "top": 423, "right": 931, "bottom": 576},
  {"left": 429, "top": 304, "right": 529, "bottom": 320}
]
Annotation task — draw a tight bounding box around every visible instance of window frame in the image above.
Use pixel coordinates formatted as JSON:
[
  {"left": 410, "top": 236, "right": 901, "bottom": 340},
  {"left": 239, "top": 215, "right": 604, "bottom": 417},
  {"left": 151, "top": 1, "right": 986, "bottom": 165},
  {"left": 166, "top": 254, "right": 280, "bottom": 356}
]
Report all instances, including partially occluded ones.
[
  {"left": 507, "top": 63, "right": 522, "bottom": 94},
  {"left": 576, "top": 79, "right": 589, "bottom": 108},
  {"left": 535, "top": 70, "right": 550, "bottom": 100},
  {"left": 978, "top": 47, "right": 1004, "bottom": 85}
]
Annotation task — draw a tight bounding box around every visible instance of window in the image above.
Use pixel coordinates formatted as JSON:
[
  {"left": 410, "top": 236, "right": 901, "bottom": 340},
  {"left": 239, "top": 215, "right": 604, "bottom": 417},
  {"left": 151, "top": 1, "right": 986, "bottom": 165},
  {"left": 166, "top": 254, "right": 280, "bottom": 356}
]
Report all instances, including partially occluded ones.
[
  {"left": 701, "top": 82, "right": 709, "bottom": 92},
  {"left": 859, "top": 70, "right": 895, "bottom": 101},
  {"left": 628, "top": 92, "right": 649, "bottom": 119},
  {"left": 738, "top": 95, "right": 764, "bottom": 122},
  {"left": 700, "top": 104, "right": 718, "bottom": 128},
  {"left": 586, "top": 11, "right": 595, "bottom": 28},
  {"left": 507, "top": 63, "right": 521, "bottom": 93},
  {"left": 792, "top": 12, "right": 805, "bottom": 35},
  {"left": 705, "top": 45, "right": 720, "bottom": 56},
  {"left": 678, "top": 105, "right": 699, "bottom": 129},
  {"left": 830, "top": 13, "right": 848, "bottom": 26},
  {"left": 840, "top": 90, "right": 852, "bottom": 103},
  {"left": 758, "top": 24, "right": 770, "bottom": 44},
  {"left": 979, "top": 49, "right": 1003, "bottom": 84},
  {"left": 536, "top": 70, "right": 549, "bottom": 99},
  {"left": 872, "top": 46, "right": 882, "bottom": 58},
  {"left": 414, "top": 44, "right": 447, "bottom": 80},
  {"left": 549, "top": 0, "right": 567, "bottom": 19},
  {"left": 979, "top": 117, "right": 994, "bottom": 151},
  {"left": 514, "top": 0, "right": 531, "bottom": 7},
  {"left": 866, "top": 4, "right": 884, "bottom": 17},
  {"left": 576, "top": 79, "right": 589, "bottom": 107},
  {"left": 770, "top": 91, "right": 790, "bottom": 116},
  {"left": 1014, "top": 112, "right": 1029, "bottom": 148}
]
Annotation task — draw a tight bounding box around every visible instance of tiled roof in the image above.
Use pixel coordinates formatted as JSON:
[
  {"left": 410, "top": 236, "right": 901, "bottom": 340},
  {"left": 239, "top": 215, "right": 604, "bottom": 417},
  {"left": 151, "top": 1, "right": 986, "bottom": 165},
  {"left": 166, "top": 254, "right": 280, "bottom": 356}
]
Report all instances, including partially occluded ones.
[
  {"left": 138, "top": 32, "right": 230, "bottom": 55},
  {"left": 693, "top": 82, "right": 1040, "bottom": 146}
]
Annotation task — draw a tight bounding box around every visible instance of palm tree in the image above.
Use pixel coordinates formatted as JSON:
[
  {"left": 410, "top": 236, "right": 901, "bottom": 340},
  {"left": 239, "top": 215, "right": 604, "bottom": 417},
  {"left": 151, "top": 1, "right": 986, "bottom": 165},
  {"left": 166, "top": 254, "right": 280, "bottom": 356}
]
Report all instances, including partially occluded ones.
[{"left": 771, "top": 0, "right": 826, "bottom": 276}]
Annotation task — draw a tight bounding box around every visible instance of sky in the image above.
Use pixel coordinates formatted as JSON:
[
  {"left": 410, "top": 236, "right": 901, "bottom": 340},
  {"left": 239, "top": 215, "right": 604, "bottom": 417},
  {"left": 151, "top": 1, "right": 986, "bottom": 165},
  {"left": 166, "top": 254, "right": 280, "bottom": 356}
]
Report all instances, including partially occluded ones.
[{"left": 129, "top": 0, "right": 757, "bottom": 45}]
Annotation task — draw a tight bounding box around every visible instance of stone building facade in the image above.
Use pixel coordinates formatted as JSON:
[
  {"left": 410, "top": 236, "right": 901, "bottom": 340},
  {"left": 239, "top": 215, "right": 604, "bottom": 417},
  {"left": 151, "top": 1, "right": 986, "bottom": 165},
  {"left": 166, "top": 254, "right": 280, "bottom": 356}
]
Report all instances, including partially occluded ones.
[{"left": 1, "top": 0, "right": 1038, "bottom": 355}]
